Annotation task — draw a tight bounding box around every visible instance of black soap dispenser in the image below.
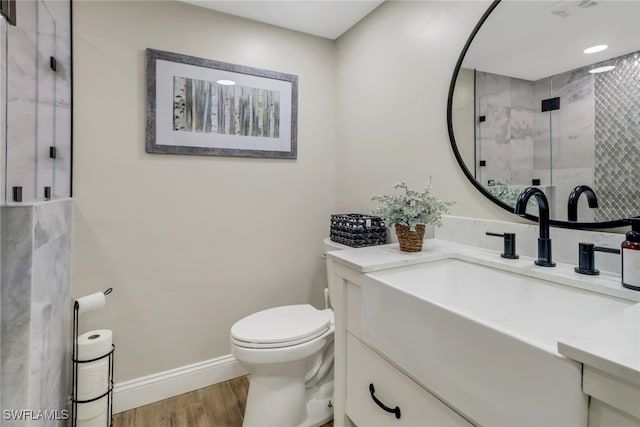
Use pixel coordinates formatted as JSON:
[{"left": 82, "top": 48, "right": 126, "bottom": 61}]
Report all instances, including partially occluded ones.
[{"left": 622, "top": 218, "right": 640, "bottom": 291}]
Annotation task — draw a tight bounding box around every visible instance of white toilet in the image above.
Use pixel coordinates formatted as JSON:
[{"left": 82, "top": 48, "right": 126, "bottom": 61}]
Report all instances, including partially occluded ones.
[{"left": 230, "top": 239, "right": 347, "bottom": 427}]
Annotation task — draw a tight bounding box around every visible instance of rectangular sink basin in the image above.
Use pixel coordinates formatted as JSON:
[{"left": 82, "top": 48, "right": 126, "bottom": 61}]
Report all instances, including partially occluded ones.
[{"left": 362, "top": 258, "right": 633, "bottom": 427}]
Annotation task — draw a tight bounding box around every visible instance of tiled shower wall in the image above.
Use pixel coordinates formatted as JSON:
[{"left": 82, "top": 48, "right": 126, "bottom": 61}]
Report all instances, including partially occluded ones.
[
  {"left": 0, "top": 0, "right": 72, "bottom": 425},
  {"left": 594, "top": 51, "right": 640, "bottom": 222}
]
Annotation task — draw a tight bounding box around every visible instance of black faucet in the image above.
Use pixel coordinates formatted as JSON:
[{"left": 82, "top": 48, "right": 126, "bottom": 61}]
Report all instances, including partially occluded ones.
[
  {"left": 575, "top": 242, "right": 620, "bottom": 275},
  {"left": 567, "top": 185, "right": 598, "bottom": 221},
  {"left": 514, "top": 187, "right": 556, "bottom": 267}
]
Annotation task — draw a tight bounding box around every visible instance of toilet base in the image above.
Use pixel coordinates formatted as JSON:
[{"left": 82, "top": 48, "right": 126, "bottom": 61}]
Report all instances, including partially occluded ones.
[
  {"left": 300, "top": 381, "right": 334, "bottom": 427},
  {"left": 241, "top": 370, "right": 334, "bottom": 427},
  {"left": 300, "top": 395, "right": 333, "bottom": 427}
]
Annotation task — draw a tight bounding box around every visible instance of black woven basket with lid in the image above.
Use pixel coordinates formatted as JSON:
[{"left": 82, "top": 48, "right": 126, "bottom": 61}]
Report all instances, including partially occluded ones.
[{"left": 330, "top": 214, "right": 387, "bottom": 248}]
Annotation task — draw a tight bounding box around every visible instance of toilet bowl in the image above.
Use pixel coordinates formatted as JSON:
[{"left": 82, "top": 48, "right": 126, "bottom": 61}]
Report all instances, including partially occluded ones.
[
  {"left": 230, "top": 239, "right": 347, "bottom": 427},
  {"left": 231, "top": 305, "right": 334, "bottom": 427}
]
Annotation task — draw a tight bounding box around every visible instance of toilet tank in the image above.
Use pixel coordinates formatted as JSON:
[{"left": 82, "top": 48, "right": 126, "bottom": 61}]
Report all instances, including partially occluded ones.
[
  {"left": 324, "top": 238, "right": 351, "bottom": 253},
  {"left": 323, "top": 238, "right": 351, "bottom": 308}
]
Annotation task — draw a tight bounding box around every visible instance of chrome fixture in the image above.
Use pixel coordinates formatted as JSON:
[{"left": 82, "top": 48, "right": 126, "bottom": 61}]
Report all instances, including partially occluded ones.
[
  {"left": 568, "top": 185, "right": 599, "bottom": 221},
  {"left": 515, "top": 187, "right": 555, "bottom": 267}
]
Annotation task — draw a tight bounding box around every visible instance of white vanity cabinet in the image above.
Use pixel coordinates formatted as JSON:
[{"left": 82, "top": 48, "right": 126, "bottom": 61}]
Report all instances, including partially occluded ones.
[
  {"left": 584, "top": 367, "right": 640, "bottom": 427},
  {"left": 329, "top": 261, "right": 472, "bottom": 427},
  {"left": 558, "top": 304, "right": 640, "bottom": 427},
  {"left": 327, "top": 240, "right": 640, "bottom": 427}
]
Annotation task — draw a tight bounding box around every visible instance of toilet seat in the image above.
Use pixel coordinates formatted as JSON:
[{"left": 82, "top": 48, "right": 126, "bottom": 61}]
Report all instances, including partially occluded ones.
[{"left": 231, "top": 304, "right": 332, "bottom": 349}]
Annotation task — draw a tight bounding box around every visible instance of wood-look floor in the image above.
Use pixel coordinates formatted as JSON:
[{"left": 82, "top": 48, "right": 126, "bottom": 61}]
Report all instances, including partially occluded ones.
[{"left": 113, "top": 376, "right": 334, "bottom": 427}]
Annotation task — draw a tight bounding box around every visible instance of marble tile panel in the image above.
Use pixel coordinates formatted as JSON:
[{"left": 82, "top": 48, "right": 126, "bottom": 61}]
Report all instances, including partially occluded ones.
[
  {"left": 37, "top": 3, "right": 57, "bottom": 105},
  {"left": 6, "top": 97, "right": 38, "bottom": 202},
  {"left": 1, "top": 206, "right": 34, "bottom": 411},
  {"left": 1, "top": 200, "right": 72, "bottom": 423},
  {"left": 551, "top": 101, "right": 595, "bottom": 170},
  {"left": 53, "top": 106, "right": 72, "bottom": 198},
  {"left": 510, "top": 77, "right": 536, "bottom": 110},
  {"left": 533, "top": 136, "right": 552, "bottom": 171},
  {"left": 476, "top": 71, "right": 511, "bottom": 98},
  {"left": 15, "top": 0, "right": 38, "bottom": 31},
  {"left": 480, "top": 105, "right": 511, "bottom": 145},
  {"left": 533, "top": 108, "right": 551, "bottom": 137},
  {"left": 44, "top": 0, "right": 71, "bottom": 32},
  {"left": 554, "top": 91, "right": 594, "bottom": 132},
  {"left": 480, "top": 137, "right": 511, "bottom": 183},
  {"left": 34, "top": 198, "right": 72, "bottom": 249},
  {"left": 551, "top": 132, "right": 595, "bottom": 171},
  {"left": 533, "top": 77, "right": 552, "bottom": 103},
  {"left": 50, "top": 3, "right": 72, "bottom": 107},
  {"left": 509, "top": 137, "right": 534, "bottom": 185},
  {"left": 36, "top": 100, "right": 56, "bottom": 200},
  {"left": 479, "top": 88, "right": 512, "bottom": 110},
  {"left": 54, "top": 50, "right": 72, "bottom": 107},
  {"left": 31, "top": 230, "right": 72, "bottom": 417},
  {"left": 551, "top": 69, "right": 593, "bottom": 104},
  {"left": 7, "top": 21, "right": 37, "bottom": 102},
  {"left": 510, "top": 106, "right": 533, "bottom": 140}
]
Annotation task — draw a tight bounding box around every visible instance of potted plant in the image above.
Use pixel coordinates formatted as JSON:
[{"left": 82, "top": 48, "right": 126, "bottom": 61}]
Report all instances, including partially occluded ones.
[{"left": 371, "top": 181, "right": 453, "bottom": 252}]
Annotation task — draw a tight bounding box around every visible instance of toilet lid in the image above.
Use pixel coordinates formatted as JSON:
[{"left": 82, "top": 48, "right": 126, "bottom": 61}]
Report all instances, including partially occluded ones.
[{"left": 231, "top": 304, "right": 332, "bottom": 348}]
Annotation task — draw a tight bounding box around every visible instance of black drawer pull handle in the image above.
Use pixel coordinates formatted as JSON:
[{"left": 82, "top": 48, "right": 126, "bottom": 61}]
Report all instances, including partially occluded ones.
[{"left": 369, "top": 383, "right": 401, "bottom": 419}]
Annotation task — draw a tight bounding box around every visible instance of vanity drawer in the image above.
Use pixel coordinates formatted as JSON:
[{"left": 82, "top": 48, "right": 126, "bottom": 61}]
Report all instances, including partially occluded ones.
[{"left": 346, "top": 333, "right": 472, "bottom": 427}]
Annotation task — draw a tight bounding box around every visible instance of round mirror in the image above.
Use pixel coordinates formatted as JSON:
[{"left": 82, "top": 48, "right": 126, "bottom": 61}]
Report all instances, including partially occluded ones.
[{"left": 448, "top": 0, "right": 639, "bottom": 229}]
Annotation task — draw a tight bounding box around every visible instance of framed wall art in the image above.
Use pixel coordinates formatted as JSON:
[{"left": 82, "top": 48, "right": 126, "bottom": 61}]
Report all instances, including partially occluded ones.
[{"left": 146, "top": 48, "right": 298, "bottom": 159}]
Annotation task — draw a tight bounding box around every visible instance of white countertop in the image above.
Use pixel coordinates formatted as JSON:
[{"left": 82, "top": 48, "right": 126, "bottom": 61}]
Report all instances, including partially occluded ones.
[
  {"left": 327, "top": 239, "right": 639, "bottom": 301},
  {"left": 558, "top": 304, "right": 640, "bottom": 384},
  {"left": 327, "top": 239, "right": 640, "bottom": 381}
]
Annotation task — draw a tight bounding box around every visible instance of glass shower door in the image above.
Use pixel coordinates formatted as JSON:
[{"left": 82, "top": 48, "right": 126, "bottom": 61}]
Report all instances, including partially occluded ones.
[{"left": 4, "top": 0, "right": 58, "bottom": 203}]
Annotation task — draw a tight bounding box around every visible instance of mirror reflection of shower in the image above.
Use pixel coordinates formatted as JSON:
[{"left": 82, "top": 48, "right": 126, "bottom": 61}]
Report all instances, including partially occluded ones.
[{"left": 471, "top": 50, "right": 640, "bottom": 222}]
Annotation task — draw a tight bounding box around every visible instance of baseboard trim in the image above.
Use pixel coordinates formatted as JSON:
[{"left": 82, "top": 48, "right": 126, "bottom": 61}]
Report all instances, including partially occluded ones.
[{"left": 113, "top": 354, "right": 247, "bottom": 414}]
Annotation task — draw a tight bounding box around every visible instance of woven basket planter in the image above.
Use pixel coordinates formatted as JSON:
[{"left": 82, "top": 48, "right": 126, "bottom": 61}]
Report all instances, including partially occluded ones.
[{"left": 395, "top": 224, "right": 426, "bottom": 252}]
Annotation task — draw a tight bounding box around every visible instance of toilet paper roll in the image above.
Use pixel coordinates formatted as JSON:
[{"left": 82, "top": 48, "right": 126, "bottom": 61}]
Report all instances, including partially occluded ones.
[
  {"left": 77, "top": 330, "right": 113, "bottom": 361},
  {"left": 76, "top": 292, "right": 106, "bottom": 315},
  {"left": 77, "top": 401, "right": 110, "bottom": 427},
  {"left": 77, "top": 358, "right": 109, "bottom": 400},
  {"left": 76, "top": 395, "right": 109, "bottom": 421},
  {"left": 76, "top": 330, "right": 112, "bottom": 420}
]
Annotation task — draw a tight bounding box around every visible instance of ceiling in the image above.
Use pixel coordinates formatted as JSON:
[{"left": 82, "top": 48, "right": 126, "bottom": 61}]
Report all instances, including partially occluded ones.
[
  {"left": 178, "top": 1, "right": 638, "bottom": 78},
  {"left": 180, "top": 0, "right": 385, "bottom": 40},
  {"left": 462, "top": 1, "right": 640, "bottom": 81}
]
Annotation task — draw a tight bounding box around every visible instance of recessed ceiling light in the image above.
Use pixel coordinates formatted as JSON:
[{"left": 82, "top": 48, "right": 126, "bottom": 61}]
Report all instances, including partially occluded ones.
[
  {"left": 216, "top": 79, "right": 236, "bottom": 86},
  {"left": 584, "top": 44, "right": 608, "bottom": 54},
  {"left": 589, "top": 65, "right": 616, "bottom": 74}
]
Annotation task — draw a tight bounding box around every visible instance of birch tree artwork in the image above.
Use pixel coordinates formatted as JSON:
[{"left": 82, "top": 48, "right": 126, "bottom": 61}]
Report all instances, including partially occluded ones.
[{"left": 173, "top": 76, "right": 280, "bottom": 139}]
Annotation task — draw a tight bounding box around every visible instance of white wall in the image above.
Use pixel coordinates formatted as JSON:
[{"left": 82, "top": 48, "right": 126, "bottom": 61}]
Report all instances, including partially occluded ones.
[
  {"left": 72, "top": 0, "right": 543, "bottom": 387},
  {"left": 334, "top": 1, "right": 515, "bottom": 225},
  {"left": 72, "top": 1, "right": 336, "bottom": 382}
]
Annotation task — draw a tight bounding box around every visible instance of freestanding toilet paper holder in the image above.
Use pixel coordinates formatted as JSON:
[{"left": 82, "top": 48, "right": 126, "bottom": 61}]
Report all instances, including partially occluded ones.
[{"left": 71, "top": 288, "right": 115, "bottom": 427}]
